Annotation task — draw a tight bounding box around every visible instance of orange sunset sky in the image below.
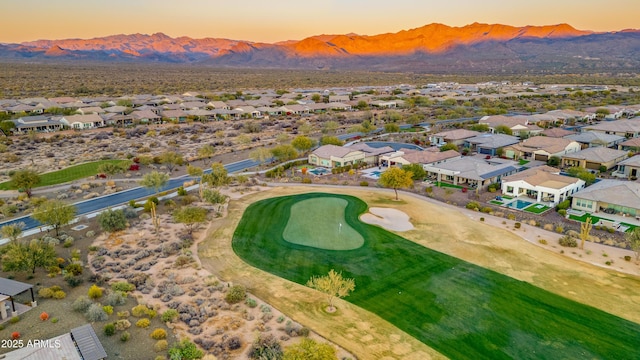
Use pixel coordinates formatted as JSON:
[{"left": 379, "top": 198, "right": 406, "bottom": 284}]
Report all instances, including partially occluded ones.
[{"left": 0, "top": 0, "right": 638, "bottom": 43}]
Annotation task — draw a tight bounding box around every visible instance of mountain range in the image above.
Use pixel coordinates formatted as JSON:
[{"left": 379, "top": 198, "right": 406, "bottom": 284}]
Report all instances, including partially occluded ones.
[{"left": 2, "top": 23, "right": 639, "bottom": 73}]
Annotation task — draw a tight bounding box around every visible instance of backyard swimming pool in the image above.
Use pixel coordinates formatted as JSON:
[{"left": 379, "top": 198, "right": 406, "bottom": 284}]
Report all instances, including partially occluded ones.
[
  {"left": 307, "top": 168, "right": 331, "bottom": 176},
  {"left": 507, "top": 199, "right": 533, "bottom": 210}
]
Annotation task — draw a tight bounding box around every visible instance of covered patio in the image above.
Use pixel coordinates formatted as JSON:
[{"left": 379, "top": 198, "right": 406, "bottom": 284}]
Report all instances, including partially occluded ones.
[{"left": 0, "top": 277, "right": 36, "bottom": 321}]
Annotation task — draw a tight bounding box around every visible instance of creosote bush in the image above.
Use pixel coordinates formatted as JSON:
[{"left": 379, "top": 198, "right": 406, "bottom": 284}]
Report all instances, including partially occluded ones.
[
  {"left": 136, "top": 318, "right": 151, "bottom": 328},
  {"left": 104, "top": 323, "right": 116, "bottom": 336},
  {"left": 161, "top": 309, "right": 179, "bottom": 323},
  {"left": 88, "top": 284, "right": 103, "bottom": 299},
  {"left": 150, "top": 328, "right": 167, "bottom": 340},
  {"left": 225, "top": 285, "right": 247, "bottom": 304}
]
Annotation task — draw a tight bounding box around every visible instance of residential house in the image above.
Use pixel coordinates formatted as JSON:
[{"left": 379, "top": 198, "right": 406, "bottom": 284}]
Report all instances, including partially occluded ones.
[
  {"left": 370, "top": 100, "right": 398, "bottom": 108},
  {"left": 380, "top": 149, "right": 461, "bottom": 168},
  {"left": 464, "top": 133, "right": 520, "bottom": 156},
  {"left": 180, "top": 101, "right": 207, "bottom": 110},
  {"left": 102, "top": 105, "right": 130, "bottom": 115},
  {"left": 347, "top": 143, "right": 395, "bottom": 165},
  {"left": 234, "top": 105, "right": 262, "bottom": 118},
  {"left": 501, "top": 166, "right": 586, "bottom": 205},
  {"left": 540, "top": 128, "right": 575, "bottom": 138},
  {"left": 161, "top": 109, "right": 189, "bottom": 123},
  {"left": 279, "top": 104, "right": 310, "bottom": 115},
  {"left": 11, "top": 115, "right": 62, "bottom": 133},
  {"left": 187, "top": 109, "right": 219, "bottom": 121},
  {"left": 75, "top": 106, "right": 104, "bottom": 115},
  {"left": 329, "top": 95, "right": 350, "bottom": 103},
  {"left": 308, "top": 145, "right": 365, "bottom": 168},
  {"left": 571, "top": 179, "right": 640, "bottom": 217},
  {"left": 59, "top": 114, "right": 105, "bottom": 129},
  {"left": 561, "top": 147, "right": 628, "bottom": 170},
  {"left": 565, "top": 131, "right": 625, "bottom": 149},
  {"left": 423, "top": 157, "right": 519, "bottom": 189},
  {"left": 504, "top": 136, "right": 581, "bottom": 161},
  {"left": 479, "top": 115, "right": 543, "bottom": 137},
  {"left": 2, "top": 323, "right": 107, "bottom": 360},
  {"left": 207, "top": 101, "right": 231, "bottom": 110},
  {"left": 429, "top": 129, "right": 480, "bottom": 147},
  {"left": 617, "top": 137, "right": 640, "bottom": 152},
  {"left": 613, "top": 156, "right": 640, "bottom": 179},
  {"left": 581, "top": 118, "right": 640, "bottom": 138},
  {"left": 327, "top": 103, "right": 352, "bottom": 111},
  {"left": 131, "top": 109, "right": 161, "bottom": 124}
]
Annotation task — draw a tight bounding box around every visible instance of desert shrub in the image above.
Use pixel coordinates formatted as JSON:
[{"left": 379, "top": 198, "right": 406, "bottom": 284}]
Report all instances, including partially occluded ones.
[
  {"left": 154, "top": 340, "right": 169, "bottom": 352},
  {"left": 132, "top": 304, "right": 151, "bottom": 317},
  {"left": 514, "top": 222, "right": 521, "bottom": 229},
  {"left": 245, "top": 298, "right": 258, "bottom": 308},
  {"left": 88, "top": 284, "right": 103, "bottom": 299},
  {"left": 52, "top": 290, "right": 66, "bottom": 299},
  {"left": 538, "top": 239, "right": 548, "bottom": 245},
  {"left": 115, "top": 319, "right": 131, "bottom": 331},
  {"left": 301, "top": 177, "right": 312, "bottom": 184},
  {"left": 465, "top": 201, "right": 480, "bottom": 210},
  {"left": 40, "top": 312, "right": 49, "bottom": 321},
  {"left": 556, "top": 199, "right": 571, "bottom": 211},
  {"left": 104, "top": 292, "right": 127, "bottom": 307},
  {"left": 150, "top": 328, "right": 167, "bottom": 340},
  {"left": 543, "top": 223, "right": 554, "bottom": 231},
  {"left": 51, "top": 318, "right": 58, "bottom": 323},
  {"left": 225, "top": 285, "right": 246, "bottom": 304},
  {"left": 38, "top": 287, "right": 54, "bottom": 298},
  {"left": 479, "top": 217, "right": 485, "bottom": 221},
  {"left": 558, "top": 209, "right": 567, "bottom": 216},
  {"left": 168, "top": 339, "right": 203, "bottom": 360},
  {"left": 85, "top": 304, "right": 109, "bottom": 322},
  {"left": 117, "top": 311, "right": 130, "bottom": 318},
  {"left": 65, "top": 263, "right": 83, "bottom": 276},
  {"left": 177, "top": 186, "right": 187, "bottom": 196},
  {"left": 359, "top": 181, "right": 369, "bottom": 186},
  {"left": 487, "top": 183, "right": 500, "bottom": 192},
  {"left": 161, "top": 309, "right": 179, "bottom": 323},
  {"left": 248, "top": 334, "right": 283, "bottom": 360},
  {"left": 103, "top": 305, "right": 114, "bottom": 315},
  {"left": 624, "top": 255, "right": 632, "bottom": 261},
  {"left": 122, "top": 207, "right": 139, "bottom": 219},
  {"left": 104, "top": 323, "right": 116, "bottom": 336},
  {"left": 136, "top": 318, "right": 151, "bottom": 328},
  {"left": 226, "top": 336, "right": 242, "bottom": 350},
  {"left": 480, "top": 207, "right": 492, "bottom": 213},
  {"left": 507, "top": 213, "right": 516, "bottom": 221},
  {"left": 98, "top": 209, "right": 128, "bottom": 233},
  {"left": 9, "top": 317, "right": 19, "bottom": 324},
  {"left": 559, "top": 235, "right": 578, "bottom": 247},
  {"left": 299, "top": 327, "right": 310, "bottom": 337},
  {"left": 72, "top": 296, "right": 93, "bottom": 313},
  {"left": 111, "top": 281, "right": 135, "bottom": 293},
  {"left": 63, "top": 238, "right": 74, "bottom": 248},
  {"left": 120, "top": 331, "right": 130, "bottom": 342},
  {"left": 555, "top": 225, "right": 564, "bottom": 233},
  {"left": 65, "top": 274, "right": 84, "bottom": 287}
]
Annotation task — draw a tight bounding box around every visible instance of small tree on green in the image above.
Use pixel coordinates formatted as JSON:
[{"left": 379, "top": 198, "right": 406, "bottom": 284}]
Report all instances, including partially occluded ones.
[
  {"left": 1, "top": 239, "right": 57, "bottom": 274},
  {"left": 32, "top": 199, "right": 76, "bottom": 237},
  {"left": 97, "top": 209, "right": 128, "bottom": 233},
  {"left": 172, "top": 206, "right": 208, "bottom": 234},
  {"left": 384, "top": 123, "right": 400, "bottom": 133},
  {"left": 1, "top": 222, "right": 24, "bottom": 242},
  {"left": 187, "top": 165, "right": 204, "bottom": 200},
  {"left": 494, "top": 125, "right": 513, "bottom": 135},
  {"left": 626, "top": 227, "right": 640, "bottom": 262},
  {"left": 11, "top": 169, "right": 40, "bottom": 198},
  {"left": 306, "top": 269, "right": 355, "bottom": 313},
  {"left": 271, "top": 145, "right": 298, "bottom": 162},
  {"left": 139, "top": 171, "right": 169, "bottom": 193},
  {"left": 378, "top": 167, "right": 414, "bottom": 201},
  {"left": 249, "top": 147, "right": 272, "bottom": 164}
]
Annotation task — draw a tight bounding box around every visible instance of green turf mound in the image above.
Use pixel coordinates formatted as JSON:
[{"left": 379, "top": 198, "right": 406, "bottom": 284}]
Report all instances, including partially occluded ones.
[
  {"left": 283, "top": 198, "right": 364, "bottom": 250},
  {"left": 232, "top": 192, "right": 640, "bottom": 359}
]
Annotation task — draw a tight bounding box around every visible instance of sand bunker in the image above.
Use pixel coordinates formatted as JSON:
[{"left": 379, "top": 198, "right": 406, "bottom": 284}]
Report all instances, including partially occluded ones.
[{"left": 360, "top": 207, "right": 414, "bottom": 231}]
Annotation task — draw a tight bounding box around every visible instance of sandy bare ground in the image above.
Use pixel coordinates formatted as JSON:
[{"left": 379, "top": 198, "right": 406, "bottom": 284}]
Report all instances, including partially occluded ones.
[
  {"left": 360, "top": 207, "right": 414, "bottom": 232},
  {"left": 197, "top": 184, "right": 640, "bottom": 360}
]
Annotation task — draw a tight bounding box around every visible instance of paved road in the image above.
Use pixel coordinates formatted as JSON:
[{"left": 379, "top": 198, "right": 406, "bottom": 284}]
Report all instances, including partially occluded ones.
[{"left": 0, "top": 158, "right": 261, "bottom": 232}]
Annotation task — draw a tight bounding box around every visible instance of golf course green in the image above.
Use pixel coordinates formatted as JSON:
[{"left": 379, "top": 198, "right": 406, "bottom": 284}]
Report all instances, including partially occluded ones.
[{"left": 232, "top": 192, "right": 640, "bottom": 360}]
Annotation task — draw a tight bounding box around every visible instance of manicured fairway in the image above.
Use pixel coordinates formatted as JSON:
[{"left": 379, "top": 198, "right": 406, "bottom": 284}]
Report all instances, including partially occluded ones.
[
  {"left": 0, "top": 160, "right": 131, "bottom": 190},
  {"left": 232, "top": 192, "right": 640, "bottom": 360}
]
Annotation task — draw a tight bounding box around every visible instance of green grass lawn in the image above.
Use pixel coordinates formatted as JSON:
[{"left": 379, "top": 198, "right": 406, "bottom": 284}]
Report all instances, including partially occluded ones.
[
  {"left": 523, "top": 204, "right": 551, "bottom": 214},
  {"left": 569, "top": 213, "right": 637, "bottom": 233},
  {"left": 489, "top": 200, "right": 503, "bottom": 205},
  {"left": 0, "top": 160, "right": 131, "bottom": 190},
  {"left": 434, "top": 182, "right": 464, "bottom": 189},
  {"left": 233, "top": 193, "right": 640, "bottom": 360},
  {"left": 518, "top": 159, "right": 530, "bottom": 165}
]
